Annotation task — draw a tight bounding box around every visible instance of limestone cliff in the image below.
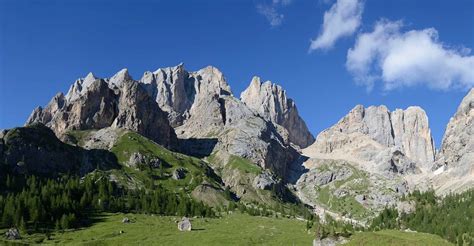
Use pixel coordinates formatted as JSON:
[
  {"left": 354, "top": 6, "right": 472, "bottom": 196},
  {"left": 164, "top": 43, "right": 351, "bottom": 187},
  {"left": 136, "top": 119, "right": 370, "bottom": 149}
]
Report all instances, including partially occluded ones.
[{"left": 241, "top": 76, "right": 315, "bottom": 148}]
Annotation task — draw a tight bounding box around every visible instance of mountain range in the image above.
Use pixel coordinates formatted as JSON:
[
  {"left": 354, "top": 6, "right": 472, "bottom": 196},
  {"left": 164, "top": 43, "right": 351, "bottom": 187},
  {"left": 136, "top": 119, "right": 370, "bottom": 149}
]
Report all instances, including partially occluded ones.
[{"left": 2, "top": 63, "right": 473, "bottom": 226}]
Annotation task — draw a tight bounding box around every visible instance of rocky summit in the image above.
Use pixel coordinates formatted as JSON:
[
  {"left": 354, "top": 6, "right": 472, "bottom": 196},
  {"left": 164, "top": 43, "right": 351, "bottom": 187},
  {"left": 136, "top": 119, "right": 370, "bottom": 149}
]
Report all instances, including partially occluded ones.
[
  {"left": 26, "top": 71, "right": 177, "bottom": 149},
  {"left": 307, "top": 104, "right": 435, "bottom": 170},
  {"left": 431, "top": 89, "right": 474, "bottom": 193},
  {"left": 241, "top": 76, "right": 315, "bottom": 148},
  {"left": 437, "top": 88, "right": 474, "bottom": 170}
]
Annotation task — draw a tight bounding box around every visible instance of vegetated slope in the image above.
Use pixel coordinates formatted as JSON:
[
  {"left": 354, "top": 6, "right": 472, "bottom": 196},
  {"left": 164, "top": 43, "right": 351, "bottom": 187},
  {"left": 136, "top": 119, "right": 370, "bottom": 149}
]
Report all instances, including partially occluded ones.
[
  {"left": 64, "top": 128, "right": 229, "bottom": 207},
  {"left": 346, "top": 230, "right": 452, "bottom": 246},
  {"left": 65, "top": 128, "right": 305, "bottom": 212},
  {"left": 370, "top": 189, "right": 474, "bottom": 245}
]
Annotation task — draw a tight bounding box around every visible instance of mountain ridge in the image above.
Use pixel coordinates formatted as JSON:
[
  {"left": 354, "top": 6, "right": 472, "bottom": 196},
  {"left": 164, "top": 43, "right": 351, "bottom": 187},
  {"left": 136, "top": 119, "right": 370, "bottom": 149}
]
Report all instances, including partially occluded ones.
[{"left": 18, "top": 63, "right": 474, "bottom": 228}]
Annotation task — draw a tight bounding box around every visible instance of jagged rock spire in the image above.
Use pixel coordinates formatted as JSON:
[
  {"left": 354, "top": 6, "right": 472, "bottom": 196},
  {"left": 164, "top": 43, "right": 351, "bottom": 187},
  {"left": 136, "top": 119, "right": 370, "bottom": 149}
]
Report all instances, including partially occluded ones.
[{"left": 241, "top": 76, "right": 315, "bottom": 148}]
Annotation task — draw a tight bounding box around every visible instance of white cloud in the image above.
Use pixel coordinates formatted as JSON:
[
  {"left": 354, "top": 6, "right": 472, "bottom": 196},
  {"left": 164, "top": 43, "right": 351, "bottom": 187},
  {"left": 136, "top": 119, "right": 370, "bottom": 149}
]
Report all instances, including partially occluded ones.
[
  {"left": 310, "top": 0, "right": 364, "bottom": 51},
  {"left": 274, "top": 0, "right": 292, "bottom": 6},
  {"left": 257, "top": 0, "right": 292, "bottom": 27},
  {"left": 346, "top": 19, "right": 474, "bottom": 91}
]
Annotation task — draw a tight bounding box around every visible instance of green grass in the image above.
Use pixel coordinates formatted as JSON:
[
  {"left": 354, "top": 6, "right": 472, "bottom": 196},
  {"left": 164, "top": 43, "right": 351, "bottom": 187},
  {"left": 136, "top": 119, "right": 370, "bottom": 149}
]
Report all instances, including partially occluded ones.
[
  {"left": 228, "top": 155, "right": 262, "bottom": 175},
  {"left": 316, "top": 186, "right": 367, "bottom": 219},
  {"left": 3, "top": 213, "right": 314, "bottom": 245},
  {"left": 109, "top": 132, "right": 222, "bottom": 193},
  {"left": 346, "top": 230, "right": 453, "bottom": 246},
  {"left": 206, "top": 153, "right": 276, "bottom": 205},
  {"left": 311, "top": 163, "right": 370, "bottom": 219}
]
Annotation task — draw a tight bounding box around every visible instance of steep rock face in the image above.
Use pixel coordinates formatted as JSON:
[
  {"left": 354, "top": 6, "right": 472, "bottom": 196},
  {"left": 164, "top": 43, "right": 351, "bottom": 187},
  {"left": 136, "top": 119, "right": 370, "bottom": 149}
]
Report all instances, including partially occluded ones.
[
  {"left": 437, "top": 89, "right": 473, "bottom": 175},
  {"left": 27, "top": 79, "right": 117, "bottom": 135},
  {"left": 140, "top": 64, "right": 232, "bottom": 128},
  {"left": 240, "top": 76, "right": 315, "bottom": 148},
  {"left": 26, "top": 71, "right": 177, "bottom": 149},
  {"left": 391, "top": 107, "right": 435, "bottom": 166},
  {"left": 140, "top": 64, "right": 195, "bottom": 127},
  {"left": 310, "top": 105, "right": 435, "bottom": 167},
  {"left": 112, "top": 81, "right": 177, "bottom": 148}
]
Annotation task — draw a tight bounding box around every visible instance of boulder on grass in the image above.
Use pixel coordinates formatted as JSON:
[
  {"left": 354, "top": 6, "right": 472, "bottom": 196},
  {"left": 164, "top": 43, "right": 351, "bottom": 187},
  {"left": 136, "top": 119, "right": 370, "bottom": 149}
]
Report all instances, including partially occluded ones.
[
  {"left": 178, "top": 217, "right": 192, "bottom": 231},
  {"left": 5, "top": 228, "right": 20, "bottom": 240}
]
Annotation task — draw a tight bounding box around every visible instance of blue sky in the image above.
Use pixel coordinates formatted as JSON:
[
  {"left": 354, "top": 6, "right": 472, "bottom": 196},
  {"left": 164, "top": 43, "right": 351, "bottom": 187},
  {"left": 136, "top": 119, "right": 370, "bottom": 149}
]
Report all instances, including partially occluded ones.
[{"left": 0, "top": 0, "right": 473, "bottom": 147}]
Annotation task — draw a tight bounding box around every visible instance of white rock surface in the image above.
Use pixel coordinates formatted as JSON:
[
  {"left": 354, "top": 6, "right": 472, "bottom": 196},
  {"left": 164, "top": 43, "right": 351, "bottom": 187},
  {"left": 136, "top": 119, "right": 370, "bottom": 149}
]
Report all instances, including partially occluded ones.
[
  {"left": 391, "top": 107, "right": 435, "bottom": 166},
  {"left": 432, "top": 88, "right": 474, "bottom": 194},
  {"left": 307, "top": 104, "right": 435, "bottom": 169},
  {"left": 437, "top": 88, "right": 473, "bottom": 171},
  {"left": 140, "top": 64, "right": 232, "bottom": 127},
  {"left": 241, "top": 76, "right": 315, "bottom": 148}
]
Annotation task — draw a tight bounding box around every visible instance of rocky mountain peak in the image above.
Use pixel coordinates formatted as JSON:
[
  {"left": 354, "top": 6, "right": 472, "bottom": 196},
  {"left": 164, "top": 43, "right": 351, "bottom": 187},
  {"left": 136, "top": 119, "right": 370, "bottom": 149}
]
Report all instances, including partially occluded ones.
[
  {"left": 108, "top": 68, "right": 132, "bottom": 88},
  {"left": 65, "top": 72, "right": 99, "bottom": 102},
  {"left": 193, "top": 65, "right": 232, "bottom": 96},
  {"left": 83, "top": 72, "right": 97, "bottom": 86},
  {"left": 437, "top": 89, "right": 473, "bottom": 171},
  {"left": 309, "top": 104, "right": 435, "bottom": 168},
  {"left": 27, "top": 72, "right": 177, "bottom": 149},
  {"left": 240, "top": 76, "right": 314, "bottom": 148}
]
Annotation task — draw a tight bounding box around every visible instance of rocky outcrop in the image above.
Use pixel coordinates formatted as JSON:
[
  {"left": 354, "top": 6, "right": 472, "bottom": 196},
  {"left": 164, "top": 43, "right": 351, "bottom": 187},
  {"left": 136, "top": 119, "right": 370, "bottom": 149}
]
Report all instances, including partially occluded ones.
[
  {"left": 172, "top": 167, "right": 187, "bottom": 180},
  {"left": 374, "top": 148, "right": 418, "bottom": 175},
  {"left": 309, "top": 104, "right": 435, "bottom": 169},
  {"left": 0, "top": 124, "right": 118, "bottom": 176},
  {"left": 253, "top": 171, "right": 278, "bottom": 190},
  {"left": 299, "top": 165, "right": 353, "bottom": 187},
  {"left": 127, "top": 152, "right": 146, "bottom": 169},
  {"left": 241, "top": 76, "right": 314, "bottom": 148},
  {"left": 436, "top": 89, "right": 473, "bottom": 173},
  {"left": 26, "top": 70, "right": 177, "bottom": 149}
]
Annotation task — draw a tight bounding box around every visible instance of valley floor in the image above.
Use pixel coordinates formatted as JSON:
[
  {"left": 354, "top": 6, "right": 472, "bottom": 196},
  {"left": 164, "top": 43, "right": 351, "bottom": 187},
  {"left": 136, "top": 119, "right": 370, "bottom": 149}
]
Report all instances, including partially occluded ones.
[
  {"left": 0, "top": 213, "right": 452, "bottom": 245},
  {"left": 1, "top": 213, "right": 313, "bottom": 245}
]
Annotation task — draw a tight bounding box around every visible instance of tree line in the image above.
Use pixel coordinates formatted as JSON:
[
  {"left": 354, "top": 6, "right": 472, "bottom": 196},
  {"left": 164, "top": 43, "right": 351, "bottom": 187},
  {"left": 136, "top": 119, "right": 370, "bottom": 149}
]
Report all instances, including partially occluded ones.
[
  {"left": 0, "top": 173, "right": 214, "bottom": 233},
  {"left": 370, "top": 189, "right": 474, "bottom": 245}
]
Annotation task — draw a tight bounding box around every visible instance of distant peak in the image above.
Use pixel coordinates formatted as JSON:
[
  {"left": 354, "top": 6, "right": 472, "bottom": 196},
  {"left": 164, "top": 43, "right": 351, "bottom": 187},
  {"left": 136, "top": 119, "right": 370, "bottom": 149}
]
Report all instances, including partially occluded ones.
[
  {"left": 153, "top": 63, "right": 185, "bottom": 74},
  {"left": 109, "top": 68, "right": 132, "bottom": 87},
  {"left": 85, "top": 72, "right": 96, "bottom": 80},
  {"left": 115, "top": 68, "right": 130, "bottom": 77},
  {"left": 250, "top": 76, "right": 262, "bottom": 88}
]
